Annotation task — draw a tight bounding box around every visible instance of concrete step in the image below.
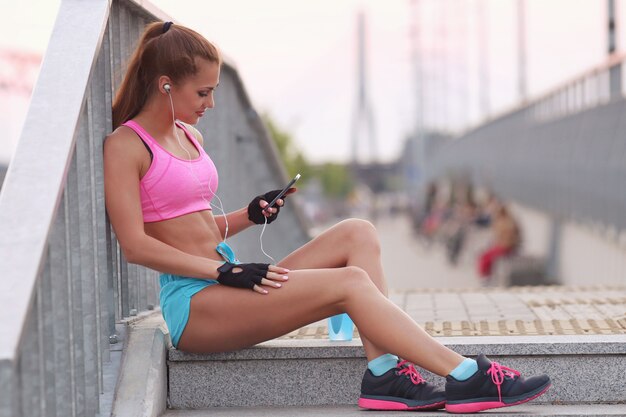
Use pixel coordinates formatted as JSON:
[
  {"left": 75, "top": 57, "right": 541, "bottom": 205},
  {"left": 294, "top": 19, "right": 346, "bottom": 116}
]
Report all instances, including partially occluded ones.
[
  {"left": 162, "top": 404, "right": 626, "bottom": 416},
  {"left": 167, "top": 334, "right": 626, "bottom": 409}
]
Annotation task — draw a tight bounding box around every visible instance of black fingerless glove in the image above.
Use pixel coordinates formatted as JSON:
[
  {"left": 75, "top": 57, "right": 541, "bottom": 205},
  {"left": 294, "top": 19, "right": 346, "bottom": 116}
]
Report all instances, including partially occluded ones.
[
  {"left": 216, "top": 262, "right": 269, "bottom": 289},
  {"left": 248, "top": 189, "right": 285, "bottom": 225}
]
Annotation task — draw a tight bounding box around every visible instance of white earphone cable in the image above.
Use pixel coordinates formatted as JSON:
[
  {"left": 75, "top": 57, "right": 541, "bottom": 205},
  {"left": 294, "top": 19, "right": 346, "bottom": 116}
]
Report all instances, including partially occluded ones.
[
  {"left": 167, "top": 91, "right": 230, "bottom": 241},
  {"left": 259, "top": 214, "right": 275, "bottom": 263}
]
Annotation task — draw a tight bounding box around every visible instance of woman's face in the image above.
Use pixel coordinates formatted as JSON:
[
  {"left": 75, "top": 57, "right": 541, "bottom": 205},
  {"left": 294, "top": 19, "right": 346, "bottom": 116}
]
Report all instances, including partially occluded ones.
[{"left": 171, "top": 58, "right": 220, "bottom": 124}]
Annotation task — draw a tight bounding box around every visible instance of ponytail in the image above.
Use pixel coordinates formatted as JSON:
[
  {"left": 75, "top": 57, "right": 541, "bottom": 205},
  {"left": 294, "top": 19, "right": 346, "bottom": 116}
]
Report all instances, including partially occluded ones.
[{"left": 112, "top": 22, "right": 221, "bottom": 129}]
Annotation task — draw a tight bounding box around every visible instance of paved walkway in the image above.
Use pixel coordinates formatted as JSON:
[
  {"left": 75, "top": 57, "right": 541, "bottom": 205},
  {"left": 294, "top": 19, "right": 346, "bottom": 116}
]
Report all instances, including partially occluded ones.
[
  {"left": 377, "top": 214, "right": 484, "bottom": 289},
  {"left": 282, "top": 215, "right": 626, "bottom": 339}
]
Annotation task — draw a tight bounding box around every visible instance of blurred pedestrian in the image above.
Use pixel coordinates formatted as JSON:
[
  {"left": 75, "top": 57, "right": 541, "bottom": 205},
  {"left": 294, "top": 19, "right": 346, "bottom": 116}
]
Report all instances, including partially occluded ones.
[{"left": 477, "top": 204, "right": 521, "bottom": 282}]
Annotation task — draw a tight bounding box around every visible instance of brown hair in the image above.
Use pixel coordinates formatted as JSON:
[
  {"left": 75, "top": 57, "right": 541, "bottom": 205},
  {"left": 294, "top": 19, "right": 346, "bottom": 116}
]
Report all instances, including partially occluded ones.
[{"left": 112, "top": 22, "right": 221, "bottom": 129}]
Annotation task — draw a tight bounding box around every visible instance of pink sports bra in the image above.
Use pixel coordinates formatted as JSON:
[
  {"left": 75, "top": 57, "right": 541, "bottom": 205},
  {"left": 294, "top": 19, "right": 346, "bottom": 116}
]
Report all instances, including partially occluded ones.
[{"left": 122, "top": 120, "right": 218, "bottom": 223}]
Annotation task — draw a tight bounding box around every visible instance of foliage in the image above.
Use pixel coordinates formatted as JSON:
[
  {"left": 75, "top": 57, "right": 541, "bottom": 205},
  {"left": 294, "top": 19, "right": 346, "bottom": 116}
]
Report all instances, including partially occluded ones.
[
  {"left": 315, "top": 162, "right": 354, "bottom": 199},
  {"left": 263, "top": 113, "right": 355, "bottom": 199},
  {"left": 262, "top": 113, "right": 313, "bottom": 183}
]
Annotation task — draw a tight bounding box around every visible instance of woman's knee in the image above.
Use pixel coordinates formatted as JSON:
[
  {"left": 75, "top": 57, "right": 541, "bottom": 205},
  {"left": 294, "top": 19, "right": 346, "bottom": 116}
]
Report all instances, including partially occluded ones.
[
  {"left": 338, "top": 218, "right": 380, "bottom": 254},
  {"left": 339, "top": 266, "right": 377, "bottom": 297}
]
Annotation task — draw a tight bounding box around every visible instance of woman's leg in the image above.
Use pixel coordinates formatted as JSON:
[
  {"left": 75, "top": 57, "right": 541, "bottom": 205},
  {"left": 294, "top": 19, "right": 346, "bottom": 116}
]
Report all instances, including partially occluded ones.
[
  {"left": 277, "top": 219, "right": 389, "bottom": 361},
  {"left": 178, "top": 266, "right": 464, "bottom": 377}
]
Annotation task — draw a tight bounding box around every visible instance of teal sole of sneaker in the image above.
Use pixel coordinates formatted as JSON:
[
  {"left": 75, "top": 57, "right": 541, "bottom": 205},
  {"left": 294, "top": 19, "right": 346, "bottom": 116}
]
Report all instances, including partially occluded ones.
[{"left": 445, "top": 382, "right": 551, "bottom": 414}]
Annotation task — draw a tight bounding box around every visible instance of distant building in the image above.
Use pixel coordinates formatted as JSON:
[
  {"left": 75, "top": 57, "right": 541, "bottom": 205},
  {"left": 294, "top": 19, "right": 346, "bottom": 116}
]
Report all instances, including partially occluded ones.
[{"left": 400, "top": 130, "right": 453, "bottom": 200}]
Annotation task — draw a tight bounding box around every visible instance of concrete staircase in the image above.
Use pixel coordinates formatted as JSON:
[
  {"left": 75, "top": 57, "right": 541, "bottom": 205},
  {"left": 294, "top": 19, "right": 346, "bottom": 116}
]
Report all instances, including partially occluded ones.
[
  {"left": 111, "top": 282, "right": 626, "bottom": 417},
  {"left": 165, "top": 335, "right": 626, "bottom": 412}
]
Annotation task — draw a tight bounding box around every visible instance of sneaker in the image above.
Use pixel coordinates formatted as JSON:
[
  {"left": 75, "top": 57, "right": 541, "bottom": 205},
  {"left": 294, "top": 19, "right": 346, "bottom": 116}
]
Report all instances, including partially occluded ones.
[
  {"left": 358, "top": 360, "right": 446, "bottom": 410},
  {"left": 445, "top": 354, "right": 551, "bottom": 413}
]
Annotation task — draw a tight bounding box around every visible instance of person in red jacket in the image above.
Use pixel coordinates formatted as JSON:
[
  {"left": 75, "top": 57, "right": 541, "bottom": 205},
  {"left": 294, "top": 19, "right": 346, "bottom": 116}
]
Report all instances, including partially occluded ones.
[{"left": 478, "top": 204, "right": 521, "bottom": 281}]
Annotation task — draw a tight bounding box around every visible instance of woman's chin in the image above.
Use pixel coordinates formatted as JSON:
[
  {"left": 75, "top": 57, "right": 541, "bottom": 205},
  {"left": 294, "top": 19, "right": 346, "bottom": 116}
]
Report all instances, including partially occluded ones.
[{"left": 178, "top": 115, "right": 198, "bottom": 125}]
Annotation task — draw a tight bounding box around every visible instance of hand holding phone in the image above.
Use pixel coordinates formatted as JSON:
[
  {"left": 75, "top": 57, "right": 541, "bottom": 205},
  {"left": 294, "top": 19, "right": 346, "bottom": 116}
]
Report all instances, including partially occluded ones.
[
  {"left": 248, "top": 174, "right": 301, "bottom": 225},
  {"left": 264, "top": 173, "right": 300, "bottom": 212}
]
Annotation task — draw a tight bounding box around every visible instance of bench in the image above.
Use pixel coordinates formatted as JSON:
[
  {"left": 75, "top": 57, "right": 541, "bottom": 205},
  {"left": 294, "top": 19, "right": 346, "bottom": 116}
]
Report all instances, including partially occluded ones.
[{"left": 493, "top": 254, "right": 548, "bottom": 286}]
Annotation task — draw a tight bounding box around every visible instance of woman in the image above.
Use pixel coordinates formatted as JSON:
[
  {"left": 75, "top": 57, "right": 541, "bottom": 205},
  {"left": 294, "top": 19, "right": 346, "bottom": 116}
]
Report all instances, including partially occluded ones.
[{"left": 103, "top": 21, "right": 550, "bottom": 414}]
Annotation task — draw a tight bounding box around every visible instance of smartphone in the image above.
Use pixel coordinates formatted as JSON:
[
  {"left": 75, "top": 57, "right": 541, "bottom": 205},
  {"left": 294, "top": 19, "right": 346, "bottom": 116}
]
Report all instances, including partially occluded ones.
[{"left": 264, "top": 173, "right": 301, "bottom": 211}]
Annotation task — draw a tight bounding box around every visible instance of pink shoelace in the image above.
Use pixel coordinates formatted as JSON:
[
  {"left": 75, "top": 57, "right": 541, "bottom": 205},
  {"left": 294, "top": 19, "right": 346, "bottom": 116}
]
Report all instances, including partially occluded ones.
[
  {"left": 396, "top": 360, "right": 426, "bottom": 385},
  {"left": 486, "top": 361, "right": 521, "bottom": 402}
]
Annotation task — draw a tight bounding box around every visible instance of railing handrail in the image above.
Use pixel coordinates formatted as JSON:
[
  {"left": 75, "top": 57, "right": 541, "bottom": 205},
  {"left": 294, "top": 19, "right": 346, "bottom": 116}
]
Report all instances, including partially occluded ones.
[
  {"left": 528, "top": 51, "right": 626, "bottom": 106},
  {"left": 0, "top": 0, "right": 111, "bottom": 361}
]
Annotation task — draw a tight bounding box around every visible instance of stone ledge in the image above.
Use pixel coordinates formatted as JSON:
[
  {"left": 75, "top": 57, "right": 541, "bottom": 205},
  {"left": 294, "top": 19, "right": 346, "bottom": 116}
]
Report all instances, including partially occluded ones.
[
  {"left": 167, "top": 334, "right": 626, "bottom": 408},
  {"left": 111, "top": 312, "right": 168, "bottom": 417},
  {"left": 169, "top": 351, "right": 626, "bottom": 408}
]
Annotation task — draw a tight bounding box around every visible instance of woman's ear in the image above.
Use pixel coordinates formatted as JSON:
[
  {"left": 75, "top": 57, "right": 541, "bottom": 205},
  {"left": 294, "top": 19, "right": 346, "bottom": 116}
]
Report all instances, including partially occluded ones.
[{"left": 158, "top": 75, "right": 172, "bottom": 94}]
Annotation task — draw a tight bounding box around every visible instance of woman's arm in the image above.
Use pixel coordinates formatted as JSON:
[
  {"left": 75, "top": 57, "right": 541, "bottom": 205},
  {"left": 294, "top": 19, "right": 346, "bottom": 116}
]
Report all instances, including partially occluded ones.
[
  {"left": 213, "top": 190, "right": 295, "bottom": 238},
  {"left": 213, "top": 207, "right": 255, "bottom": 239},
  {"left": 104, "top": 129, "right": 222, "bottom": 279}
]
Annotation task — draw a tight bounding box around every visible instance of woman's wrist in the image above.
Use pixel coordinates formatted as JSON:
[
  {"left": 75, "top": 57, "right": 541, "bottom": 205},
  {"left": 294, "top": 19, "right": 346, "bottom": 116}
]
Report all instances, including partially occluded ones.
[
  {"left": 206, "top": 258, "right": 225, "bottom": 280},
  {"left": 231, "top": 207, "right": 256, "bottom": 231},
  {"left": 216, "top": 207, "right": 254, "bottom": 236}
]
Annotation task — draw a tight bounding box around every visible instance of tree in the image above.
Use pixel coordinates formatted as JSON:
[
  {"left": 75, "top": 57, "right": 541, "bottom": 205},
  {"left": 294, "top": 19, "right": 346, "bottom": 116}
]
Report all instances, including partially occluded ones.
[
  {"left": 262, "top": 113, "right": 312, "bottom": 183},
  {"left": 262, "top": 113, "right": 354, "bottom": 199},
  {"left": 316, "top": 162, "right": 354, "bottom": 199}
]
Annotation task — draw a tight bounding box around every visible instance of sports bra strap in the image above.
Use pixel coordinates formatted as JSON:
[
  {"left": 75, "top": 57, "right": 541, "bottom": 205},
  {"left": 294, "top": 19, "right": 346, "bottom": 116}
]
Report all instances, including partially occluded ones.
[
  {"left": 175, "top": 121, "right": 202, "bottom": 150},
  {"left": 122, "top": 120, "right": 158, "bottom": 148}
]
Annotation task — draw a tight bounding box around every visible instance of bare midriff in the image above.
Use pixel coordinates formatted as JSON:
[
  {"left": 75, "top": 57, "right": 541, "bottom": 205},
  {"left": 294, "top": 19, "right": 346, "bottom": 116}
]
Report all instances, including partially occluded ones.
[{"left": 144, "top": 209, "right": 223, "bottom": 262}]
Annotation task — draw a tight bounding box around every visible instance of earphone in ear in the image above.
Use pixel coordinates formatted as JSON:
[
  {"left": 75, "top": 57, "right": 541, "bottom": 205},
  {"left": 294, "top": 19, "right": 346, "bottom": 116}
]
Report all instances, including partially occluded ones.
[{"left": 164, "top": 83, "right": 171, "bottom": 93}]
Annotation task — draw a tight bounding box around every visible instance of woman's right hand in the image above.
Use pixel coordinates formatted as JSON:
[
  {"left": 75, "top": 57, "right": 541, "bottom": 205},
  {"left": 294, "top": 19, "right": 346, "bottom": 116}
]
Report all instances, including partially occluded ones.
[
  {"left": 247, "top": 188, "right": 296, "bottom": 225},
  {"left": 216, "top": 262, "right": 289, "bottom": 294}
]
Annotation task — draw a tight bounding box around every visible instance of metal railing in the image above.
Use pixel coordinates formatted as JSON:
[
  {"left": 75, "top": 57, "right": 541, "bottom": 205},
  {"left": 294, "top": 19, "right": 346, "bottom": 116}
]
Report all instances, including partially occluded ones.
[
  {"left": 0, "top": 1, "right": 309, "bottom": 416},
  {"left": 528, "top": 53, "right": 625, "bottom": 123}
]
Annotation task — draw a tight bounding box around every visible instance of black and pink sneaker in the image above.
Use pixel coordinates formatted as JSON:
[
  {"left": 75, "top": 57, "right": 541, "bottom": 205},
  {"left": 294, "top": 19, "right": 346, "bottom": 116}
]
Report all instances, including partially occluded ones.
[
  {"left": 445, "top": 354, "right": 551, "bottom": 413},
  {"left": 358, "top": 360, "right": 446, "bottom": 411}
]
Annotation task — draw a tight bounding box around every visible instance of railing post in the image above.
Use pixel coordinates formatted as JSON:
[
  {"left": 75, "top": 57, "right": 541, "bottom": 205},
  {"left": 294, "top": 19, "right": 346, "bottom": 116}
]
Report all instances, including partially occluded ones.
[
  {"left": 609, "top": 62, "right": 622, "bottom": 100},
  {"left": 0, "top": 360, "right": 17, "bottom": 417}
]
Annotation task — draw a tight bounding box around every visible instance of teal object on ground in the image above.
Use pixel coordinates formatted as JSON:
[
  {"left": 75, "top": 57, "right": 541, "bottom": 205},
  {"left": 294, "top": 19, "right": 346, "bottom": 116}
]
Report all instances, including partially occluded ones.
[{"left": 328, "top": 313, "right": 354, "bottom": 341}]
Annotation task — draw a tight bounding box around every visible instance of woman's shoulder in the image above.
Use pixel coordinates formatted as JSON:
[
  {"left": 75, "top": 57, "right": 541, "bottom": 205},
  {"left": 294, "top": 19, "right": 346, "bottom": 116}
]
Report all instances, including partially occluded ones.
[
  {"left": 104, "top": 125, "right": 147, "bottom": 160},
  {"left": 106, "top": 124, "right": 135, "bottom": 143},
  {"left": 110, "top": 120, "right": 146, "bottom": 136}
]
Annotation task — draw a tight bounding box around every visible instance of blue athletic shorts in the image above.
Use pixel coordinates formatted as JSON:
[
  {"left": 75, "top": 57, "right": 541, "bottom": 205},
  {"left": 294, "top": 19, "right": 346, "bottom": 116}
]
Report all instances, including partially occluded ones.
[
  {"left": 159, "top": 273, "right": 218, "bottom": 348},
  {"left": 159, "top": 241, "right": 239, "bottom": 348}
]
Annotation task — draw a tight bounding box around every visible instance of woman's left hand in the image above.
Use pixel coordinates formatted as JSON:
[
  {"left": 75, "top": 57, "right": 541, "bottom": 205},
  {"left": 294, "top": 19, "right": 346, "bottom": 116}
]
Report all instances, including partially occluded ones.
[
  {"left": 247, "top": 188, "right": 296, "bottom": 225},
  {"left": 216, "top": 262, "right": 289, "bottom": 294}
]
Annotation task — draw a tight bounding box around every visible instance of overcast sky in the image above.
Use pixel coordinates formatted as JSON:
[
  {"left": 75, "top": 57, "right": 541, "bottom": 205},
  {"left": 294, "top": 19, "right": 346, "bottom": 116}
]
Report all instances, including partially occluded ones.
[{"left": 0, "top": 0, "right": 619, "bottom": 164}]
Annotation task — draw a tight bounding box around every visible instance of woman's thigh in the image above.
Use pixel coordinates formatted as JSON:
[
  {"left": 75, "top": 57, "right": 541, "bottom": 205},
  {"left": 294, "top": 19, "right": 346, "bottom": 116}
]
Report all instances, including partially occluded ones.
[
  {"left": 278, "top": 218, "right": 379, "bottom": 270},
  {"left": 176, "top": 266, "right": 372, "bottom": 353}
]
